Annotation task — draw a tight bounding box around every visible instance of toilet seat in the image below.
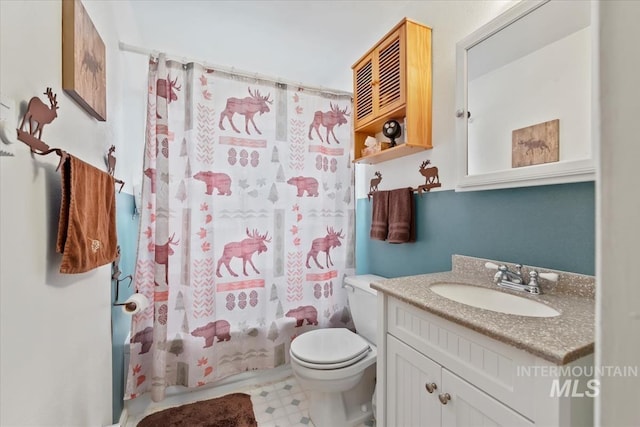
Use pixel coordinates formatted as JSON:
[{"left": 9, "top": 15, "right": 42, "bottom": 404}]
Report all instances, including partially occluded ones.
[{"left": 290, "top": 328, "right": 370, "bottom": 370}]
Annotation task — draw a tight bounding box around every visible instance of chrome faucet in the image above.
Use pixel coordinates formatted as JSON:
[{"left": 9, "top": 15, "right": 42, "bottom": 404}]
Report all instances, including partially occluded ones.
[
  {"left": 496, "top": 264, "right": 524, "bottom": 284},
  {"left": 485, "top": 262, "right": 557, "bottom": 295}
]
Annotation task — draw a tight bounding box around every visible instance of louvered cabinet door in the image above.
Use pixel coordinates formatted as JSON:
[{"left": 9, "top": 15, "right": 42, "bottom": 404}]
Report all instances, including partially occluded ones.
[
  {"left": 351, "top": 18, "right": 431, "bottom": 163},
  {"left": 374, "top": 28, "right": 405, "bottom": 118},
  {"left": 353, "top": 54, "right": 375, "bottom": 129}
]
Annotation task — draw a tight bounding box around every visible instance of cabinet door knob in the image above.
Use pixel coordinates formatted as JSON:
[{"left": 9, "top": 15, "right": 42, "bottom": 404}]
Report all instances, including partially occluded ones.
[
  {"left": 425, "top": 382, "right": 438, "bottom": 393},
  {"left": 438, "top": 393, "right": 452, "bottom": 405},
  {"left": 455, "top": 109, "right": 471, "bottom": 119}
]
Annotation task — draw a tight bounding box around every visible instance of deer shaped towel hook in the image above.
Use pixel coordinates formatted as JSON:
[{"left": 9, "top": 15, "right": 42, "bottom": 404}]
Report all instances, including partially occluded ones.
[
  {"left": 16, "top": 87, "right": 59, "bottom": 152},
  {"left": 112, "top": 246, "right": 133, "bottom": 306},
  {"left": 414, "top": 160, "right": 442, "bottom": 194},
  {"left": 106, "top": 145, "right": 116, "bottom": 175},
  {"left": 368, "top": 171, "right": 382, "bottom": 200},
  {"left": 15, "top": 88, "right": 126, "bottom": 193}
]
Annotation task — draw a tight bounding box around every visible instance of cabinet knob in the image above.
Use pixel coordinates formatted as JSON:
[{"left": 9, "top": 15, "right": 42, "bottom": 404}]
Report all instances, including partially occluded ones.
[
  {"left": 370, "top": 80, "right": 378, "bottom": 87},
  {"left": 438, "top": 393, "right": 452, "bottom": 405},
  {"left": 425, "top": 382, "right": 438, "bottom": 393},
  {"left": 455, "top": 109, "right": 471, "bottom": 119}
]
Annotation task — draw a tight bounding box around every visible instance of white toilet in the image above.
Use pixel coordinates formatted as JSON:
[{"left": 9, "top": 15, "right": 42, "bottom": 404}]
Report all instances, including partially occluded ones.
[{"left": 290, "top": 274, "right": 384, "bottom": 427}]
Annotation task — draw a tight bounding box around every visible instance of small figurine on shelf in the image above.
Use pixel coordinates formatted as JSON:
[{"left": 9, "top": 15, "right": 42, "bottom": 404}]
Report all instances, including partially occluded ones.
[
  {"left": 106, "top": 145, "right": 116, "bottom": 176},
  {"left": 16, "top": 87, "right": 59, "bottom": 152}
]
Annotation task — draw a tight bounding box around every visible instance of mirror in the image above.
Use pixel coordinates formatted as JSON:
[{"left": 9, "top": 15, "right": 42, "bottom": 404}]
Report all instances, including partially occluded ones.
[{"left": 455, "top": 0, "right": 595, "bottom": 191}]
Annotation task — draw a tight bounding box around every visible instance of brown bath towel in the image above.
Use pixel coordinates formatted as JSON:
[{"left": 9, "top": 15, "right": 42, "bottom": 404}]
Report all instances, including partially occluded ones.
[
  {"left": 56, "top": 155, "right": 118, "bottom": 273},
  {"left": 387, "top": 187, "right": 414, "bottom": 244},
  {"left": 370, "top": 190, "right": 389, "bottom": 240}
]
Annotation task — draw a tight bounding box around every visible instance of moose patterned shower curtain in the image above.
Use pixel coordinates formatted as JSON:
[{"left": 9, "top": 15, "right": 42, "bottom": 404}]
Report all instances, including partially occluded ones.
[{"left": 125, "top": 55, "right": 355, "bottom": 401}]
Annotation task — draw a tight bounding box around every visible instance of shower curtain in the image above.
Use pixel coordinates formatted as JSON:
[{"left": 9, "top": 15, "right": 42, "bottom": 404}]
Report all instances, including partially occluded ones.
[{"left": 125, "top": 55, "right": 355, "bottom": 401}]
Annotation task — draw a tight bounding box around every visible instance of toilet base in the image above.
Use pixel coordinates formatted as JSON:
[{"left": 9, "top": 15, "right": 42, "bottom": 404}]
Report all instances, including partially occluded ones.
[{"left": 306, "top": 364, "right": 376, "bottom": 427}]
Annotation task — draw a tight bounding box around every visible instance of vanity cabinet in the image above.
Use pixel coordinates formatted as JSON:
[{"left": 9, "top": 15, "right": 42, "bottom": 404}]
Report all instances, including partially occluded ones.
[
  {"left": 387, "top": 335, "right": 533, "bottom": 426},
  {"left": 352, "top": 18, "right": 432, "bottom": 164},
  {"left": 378, "top": 296, "right": 594, "bottom": 427}
]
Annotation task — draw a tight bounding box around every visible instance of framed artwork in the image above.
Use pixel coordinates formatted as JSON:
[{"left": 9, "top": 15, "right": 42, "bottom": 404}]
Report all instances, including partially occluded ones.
[
  {"left": 512, "top": 119, "right": 559, "bottom": 168},
  {"left": 62, "top": 0, "right": 106, "bottom": 121}
]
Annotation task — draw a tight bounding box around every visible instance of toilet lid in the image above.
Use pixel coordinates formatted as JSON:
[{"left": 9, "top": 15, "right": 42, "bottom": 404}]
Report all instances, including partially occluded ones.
[
  {"left": 290, "top": 328, "right": 370, "bottom": 366},
  {"left": 292, "top": 347, "right": 370, "bottom": 370}
]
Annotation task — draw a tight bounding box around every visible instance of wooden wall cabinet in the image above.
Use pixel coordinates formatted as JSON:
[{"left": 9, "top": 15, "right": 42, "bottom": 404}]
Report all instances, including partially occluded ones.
[{"left": 352, "top": 18, "right": 432, "bottom": 164}]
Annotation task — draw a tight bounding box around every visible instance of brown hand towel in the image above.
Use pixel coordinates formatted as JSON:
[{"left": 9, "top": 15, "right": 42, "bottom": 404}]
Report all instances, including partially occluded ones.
[
  {"left": 56, "top": 155, "right": 118, "bottom": 273},
  {"left": 387, "top": 187, "right": 414, "bottom": 244},
  {"left": 370, "top": 190, "right": 390, "bottom": 240}
]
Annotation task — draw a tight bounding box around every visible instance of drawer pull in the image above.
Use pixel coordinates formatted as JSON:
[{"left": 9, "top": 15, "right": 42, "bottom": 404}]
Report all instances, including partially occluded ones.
[
  {"left": 438, "top": 393, "right": 451, "bottom": 405},
  {"left": 425, "top": 382, "right": 437, "bottom": 393}
]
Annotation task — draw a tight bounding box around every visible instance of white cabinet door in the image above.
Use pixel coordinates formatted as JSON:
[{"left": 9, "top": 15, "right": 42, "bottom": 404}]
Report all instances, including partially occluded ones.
[
  {"left": 387, "top": 335, "right": 442, "bottom": 427},
  {"left": 441, "top": 369, "right": 534, "bottom": 427}
]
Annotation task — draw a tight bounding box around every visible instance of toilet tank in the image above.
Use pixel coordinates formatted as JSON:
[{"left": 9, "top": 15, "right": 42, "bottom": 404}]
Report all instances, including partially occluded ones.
[{"left": 344, "top": 274, "right": 385, "bottom": 344}]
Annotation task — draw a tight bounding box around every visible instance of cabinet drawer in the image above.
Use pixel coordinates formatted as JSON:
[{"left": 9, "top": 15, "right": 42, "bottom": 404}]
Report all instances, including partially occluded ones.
[{"left": 387, "top": 297, "right": 537, "bottom": 420}]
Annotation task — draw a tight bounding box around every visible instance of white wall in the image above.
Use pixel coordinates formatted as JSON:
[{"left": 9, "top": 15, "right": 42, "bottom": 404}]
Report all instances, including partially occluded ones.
[
  {"left": 596, "top": 1, "right": 640, "bottom": 425},
  {"left": 118, "top": 0, "right": 515, "bottom": 200},
  {"left": 0, "top": 1, "right": 141, "bottom": 425}
]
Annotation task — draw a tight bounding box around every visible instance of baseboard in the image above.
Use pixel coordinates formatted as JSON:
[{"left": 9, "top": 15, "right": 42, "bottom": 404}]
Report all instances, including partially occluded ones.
[{"left": 118, "top": 406, "right": 129, "bottom": 426}]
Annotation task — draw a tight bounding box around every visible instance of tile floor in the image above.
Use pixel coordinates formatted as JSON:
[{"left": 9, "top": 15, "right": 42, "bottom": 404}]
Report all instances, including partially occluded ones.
[
  {"left": 125, "top": 373, "right": 375, "bottom": 427},
  {"left": 247, "top": 375, "right": 375, "bottom": 427}
]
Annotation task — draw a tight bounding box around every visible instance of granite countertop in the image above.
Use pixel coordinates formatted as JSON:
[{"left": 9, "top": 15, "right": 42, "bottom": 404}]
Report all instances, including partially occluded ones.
[{"left": 370, "top": 255, "right": 595, "bottom": 365}]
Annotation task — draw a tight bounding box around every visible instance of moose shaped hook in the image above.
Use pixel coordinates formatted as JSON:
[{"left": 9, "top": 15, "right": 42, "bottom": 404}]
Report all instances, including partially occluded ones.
[
  {"left": 112, "top": 246, "right": 133, "bottom": 304},
  {"left": 16, "top": 87, "right": 59, "bottom": 152},
  {"left": 368, "top": 171, "right": 383, "bottom": 200},
  {"left": 106, "top": 145, "right": 116, "bottom": 175},
  {"left": 415, "top": 160, "right": 442, "bottom": 194}
]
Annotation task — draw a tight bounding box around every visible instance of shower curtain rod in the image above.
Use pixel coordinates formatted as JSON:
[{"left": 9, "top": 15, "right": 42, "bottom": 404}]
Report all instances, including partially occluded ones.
[{"left": 118, "top": 41, "right": 353, "bottom": 97}]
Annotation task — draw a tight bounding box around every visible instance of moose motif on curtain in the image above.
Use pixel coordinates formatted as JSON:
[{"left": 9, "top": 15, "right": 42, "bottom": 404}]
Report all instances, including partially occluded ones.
[
  {"left": 308, "top": 102, "right": 350, "bottom": 144},
  {"left": 216, "top": 228, "right": 271, "bottom": 277},
  {"left": 219, "top": 87, "right": 273, "bottom": 135},
  {"left": 157, "top": 74, "right": 182, "bottom": 103},
  {"left": 306, "top": 227, "right": 344, "bottom": 269},
  {"left": 155, "top": 233, "right": 180, "bottom": 284}
]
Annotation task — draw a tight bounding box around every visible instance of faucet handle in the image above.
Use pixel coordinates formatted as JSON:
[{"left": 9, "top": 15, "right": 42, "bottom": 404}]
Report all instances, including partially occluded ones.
[
  {"left": 485, "top": 262, "right": 499, "bottom": 270},
  {"left": 515, "top": 264, "right": 523, "bottom": 276},
  {"left": 527, "top": 271, "right": 541, "bottom": 293},
  {"left": 539, "top": 272, "right": 559, "bottom": 282}
]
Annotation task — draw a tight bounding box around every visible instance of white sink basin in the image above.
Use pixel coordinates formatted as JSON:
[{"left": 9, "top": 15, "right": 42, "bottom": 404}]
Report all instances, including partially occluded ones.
[{"left": 429, "top": 282, "right": 560, "bottom": 318}]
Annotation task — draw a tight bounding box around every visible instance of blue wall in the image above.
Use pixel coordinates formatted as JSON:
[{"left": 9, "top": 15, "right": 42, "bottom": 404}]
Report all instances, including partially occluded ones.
[
  {"left": 109, "top": 181, "right": 594, "bottom": 419},
  {"left": 112, "top": 193, "right": 139, "bottom": 423},
  {"left": 356, "top": 182, "right": 595, "bottom": 278}
]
